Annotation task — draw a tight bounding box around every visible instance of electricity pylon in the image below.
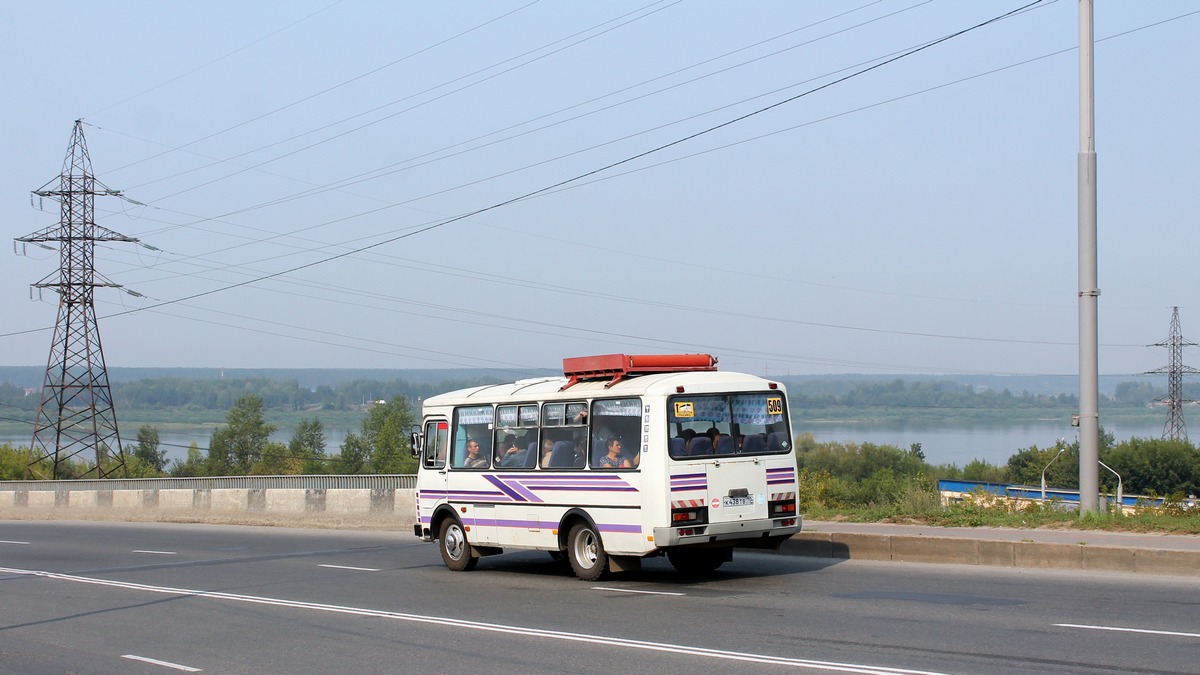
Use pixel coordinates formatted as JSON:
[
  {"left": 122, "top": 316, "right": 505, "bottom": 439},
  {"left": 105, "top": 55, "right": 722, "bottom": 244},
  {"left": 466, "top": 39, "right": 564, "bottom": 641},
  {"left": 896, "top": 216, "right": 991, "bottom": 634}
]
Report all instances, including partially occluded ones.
[
  {"left": 15, "top": 120, "right": 137, "bottom": 479},
  {"left": 1145, "top": 306, "right": 1198, "bottom": 442}
]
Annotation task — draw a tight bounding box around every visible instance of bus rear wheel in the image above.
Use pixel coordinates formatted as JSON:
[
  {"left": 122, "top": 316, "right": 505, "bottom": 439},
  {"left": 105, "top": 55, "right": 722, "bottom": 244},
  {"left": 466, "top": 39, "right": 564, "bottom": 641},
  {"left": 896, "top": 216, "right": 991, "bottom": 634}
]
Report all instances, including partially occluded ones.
[
  {"left": 567, "top": 523, "right": 609, "bottom": 581},
  {"left": 667, "top": 548, "right": 729, "bottom": 576},
  {"left": 439, "top": 518, "right": 478, "bottom": 571}
]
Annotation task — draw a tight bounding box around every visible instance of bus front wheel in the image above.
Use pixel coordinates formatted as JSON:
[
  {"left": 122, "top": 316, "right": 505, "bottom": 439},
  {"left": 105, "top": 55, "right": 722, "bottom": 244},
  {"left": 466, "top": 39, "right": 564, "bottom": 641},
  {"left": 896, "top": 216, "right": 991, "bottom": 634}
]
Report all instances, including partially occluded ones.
[
  {"left": 439, "top": 518, "right": 478, "bottom": 572},
  {"left": 567, "top": 523, "right": 609, "bottom": 581}
]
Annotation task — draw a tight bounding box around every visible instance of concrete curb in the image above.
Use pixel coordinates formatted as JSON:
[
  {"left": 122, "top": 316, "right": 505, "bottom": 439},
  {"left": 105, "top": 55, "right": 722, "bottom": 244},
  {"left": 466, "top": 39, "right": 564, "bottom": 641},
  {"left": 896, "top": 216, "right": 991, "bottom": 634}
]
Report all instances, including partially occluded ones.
[{"left": 781, "top": 531, "right": 1200, "bottom": 577}]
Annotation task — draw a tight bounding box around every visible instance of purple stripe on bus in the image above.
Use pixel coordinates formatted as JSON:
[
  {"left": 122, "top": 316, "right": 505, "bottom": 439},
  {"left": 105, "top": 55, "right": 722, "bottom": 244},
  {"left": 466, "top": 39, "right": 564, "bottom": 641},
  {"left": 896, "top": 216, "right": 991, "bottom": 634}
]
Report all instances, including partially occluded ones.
[
  {"left": 450, "top": 519, "right": 641, "bottom": 533},
  {"left": 531, "top": 486, "right": 639, "bottom": 492},
  {"left": 671, "top": 472, "right": 705, "bottom": 479},
  {"left": 596, "top": 524, "right": 642, "bottom": 533},
  {"left": 671, "top": 486, "right": 704, "bottom": 492},
  {"left": 523, "top": 480, "right": 638, "bottom": 485},
  {"left": 420, "top": 489, "right": 504, "bottom": 496},
  {"left": 484, "top": 475, "right": 529, "bottom": 502},
  {"left": 500, "top": 478, "right": 544, "bottom": 503},
  {"left": 516, "top": 475, "right": 628, "bottom": 480},
  {"left": 767, "top": 479, "right": 794, "bottom": 485},
  {"left": 494, "top": 518, "right": 562, "bottom": 528}
]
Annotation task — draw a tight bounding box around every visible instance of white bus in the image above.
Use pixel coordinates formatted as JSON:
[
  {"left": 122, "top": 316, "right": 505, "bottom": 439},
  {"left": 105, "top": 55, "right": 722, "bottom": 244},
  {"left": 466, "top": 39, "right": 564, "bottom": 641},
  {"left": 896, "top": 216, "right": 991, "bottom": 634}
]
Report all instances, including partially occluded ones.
[{"left": 411, "top": 354, "right": 801, "bottom": 580}]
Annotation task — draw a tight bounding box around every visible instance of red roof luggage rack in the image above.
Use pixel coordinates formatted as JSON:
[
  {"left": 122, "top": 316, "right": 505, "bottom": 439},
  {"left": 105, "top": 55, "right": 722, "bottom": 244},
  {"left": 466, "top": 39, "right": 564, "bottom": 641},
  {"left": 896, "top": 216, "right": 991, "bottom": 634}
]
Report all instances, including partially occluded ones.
[{"left": 560, "top": 353, "right": 717, "bottom": 390}]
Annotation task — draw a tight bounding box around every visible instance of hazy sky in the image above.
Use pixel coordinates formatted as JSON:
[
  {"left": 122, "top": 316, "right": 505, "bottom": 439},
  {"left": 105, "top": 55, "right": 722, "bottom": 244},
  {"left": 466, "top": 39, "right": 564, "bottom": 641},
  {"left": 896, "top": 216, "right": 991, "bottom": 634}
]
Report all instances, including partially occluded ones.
[{"left": 2, "top": 1, "right": 1197, "bottom": 380}]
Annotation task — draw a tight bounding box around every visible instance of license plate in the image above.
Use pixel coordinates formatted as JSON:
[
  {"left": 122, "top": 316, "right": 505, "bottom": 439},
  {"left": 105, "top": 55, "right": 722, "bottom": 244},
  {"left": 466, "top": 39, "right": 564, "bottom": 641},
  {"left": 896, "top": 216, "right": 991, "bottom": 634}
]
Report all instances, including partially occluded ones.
[{"left": 722, "top": 495, "right": 753, "bottom": 507}]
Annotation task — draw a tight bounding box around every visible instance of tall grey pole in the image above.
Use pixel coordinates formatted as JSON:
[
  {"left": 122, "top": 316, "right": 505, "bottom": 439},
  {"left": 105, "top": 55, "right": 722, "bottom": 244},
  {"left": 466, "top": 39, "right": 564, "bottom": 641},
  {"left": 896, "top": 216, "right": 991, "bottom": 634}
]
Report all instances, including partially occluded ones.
[{"left": 1078, "top": 0, "right": 1100, "bottom": 513}]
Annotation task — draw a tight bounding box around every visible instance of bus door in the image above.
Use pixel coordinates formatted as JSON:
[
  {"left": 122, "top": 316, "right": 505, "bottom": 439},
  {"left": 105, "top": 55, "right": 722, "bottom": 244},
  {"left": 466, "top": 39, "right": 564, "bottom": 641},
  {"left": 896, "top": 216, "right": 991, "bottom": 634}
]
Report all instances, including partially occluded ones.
[
  {"left": 705, "top": 458, "right": 769, "bottom": 525},
  {"left": 421, "top": 419, "right": 450, "bottom": 521}
]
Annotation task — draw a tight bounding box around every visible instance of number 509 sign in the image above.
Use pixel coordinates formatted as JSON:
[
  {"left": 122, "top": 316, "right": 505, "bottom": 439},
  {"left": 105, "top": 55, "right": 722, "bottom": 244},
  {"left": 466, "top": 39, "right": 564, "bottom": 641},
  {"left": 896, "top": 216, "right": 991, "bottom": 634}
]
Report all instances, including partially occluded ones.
[{"left": 766, "top": 397, "right": 783, "bottom": 415}]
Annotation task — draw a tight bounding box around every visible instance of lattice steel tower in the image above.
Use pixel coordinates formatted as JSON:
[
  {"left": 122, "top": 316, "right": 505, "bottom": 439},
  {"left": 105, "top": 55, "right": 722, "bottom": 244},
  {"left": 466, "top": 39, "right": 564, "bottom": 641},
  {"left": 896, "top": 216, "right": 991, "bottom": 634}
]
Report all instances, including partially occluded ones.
[
  {"left": 1145, "top": 306, "right": 1198, "bottom": 442},
  {"left": 16, "top": 120, "right": 137, "bottom": 479}
]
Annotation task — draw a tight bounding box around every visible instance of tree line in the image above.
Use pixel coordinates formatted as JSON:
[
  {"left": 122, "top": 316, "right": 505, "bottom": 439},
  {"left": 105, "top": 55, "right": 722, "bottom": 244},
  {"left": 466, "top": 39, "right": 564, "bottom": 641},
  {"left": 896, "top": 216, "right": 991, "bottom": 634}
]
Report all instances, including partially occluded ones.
[
  {"left": 0, "top": 393, "right": 417, "bottom": 480},
  {"left": 5, "top": 376, "right": 1192, "bottom": 417},
  {"left": 788, "top": 379, "right": 1081, "bottom": 410},
  {"left": 0, "top": 376, "right": 501, "bottom": 414}
]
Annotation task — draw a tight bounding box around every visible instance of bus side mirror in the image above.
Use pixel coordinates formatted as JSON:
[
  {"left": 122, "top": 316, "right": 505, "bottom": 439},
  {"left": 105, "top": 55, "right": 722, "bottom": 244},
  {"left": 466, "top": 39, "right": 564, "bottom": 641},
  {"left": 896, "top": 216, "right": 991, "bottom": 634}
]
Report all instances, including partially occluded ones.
[{"left": 409, "top": 426, "right": 422, "bottom": 458}]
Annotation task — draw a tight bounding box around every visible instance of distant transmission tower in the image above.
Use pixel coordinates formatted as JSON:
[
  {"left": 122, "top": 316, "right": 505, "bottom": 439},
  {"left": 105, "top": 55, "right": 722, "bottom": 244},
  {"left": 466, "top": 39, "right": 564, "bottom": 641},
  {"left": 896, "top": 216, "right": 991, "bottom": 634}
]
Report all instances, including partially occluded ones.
[
  {"left": 1145, "top": 306, "right": 1198, "bottom": 442},
  {"left": 15, "top": 120, "right": 138, "bottom": 479}
]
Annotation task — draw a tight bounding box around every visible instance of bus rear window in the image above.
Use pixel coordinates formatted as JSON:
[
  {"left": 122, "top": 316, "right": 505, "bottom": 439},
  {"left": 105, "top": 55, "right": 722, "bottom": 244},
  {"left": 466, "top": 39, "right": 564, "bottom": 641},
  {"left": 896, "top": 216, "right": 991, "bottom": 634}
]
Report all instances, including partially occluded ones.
[{"left": 667, "top": 393, "right": 789, "bottom": 458}]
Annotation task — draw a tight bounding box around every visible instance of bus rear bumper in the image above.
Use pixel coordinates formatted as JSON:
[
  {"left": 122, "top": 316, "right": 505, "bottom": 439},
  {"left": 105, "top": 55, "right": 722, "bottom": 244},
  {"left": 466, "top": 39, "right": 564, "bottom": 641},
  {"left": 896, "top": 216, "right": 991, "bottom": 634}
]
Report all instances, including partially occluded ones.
[{"left": 653, "top": 517, "right": 802, "bottom": 549}]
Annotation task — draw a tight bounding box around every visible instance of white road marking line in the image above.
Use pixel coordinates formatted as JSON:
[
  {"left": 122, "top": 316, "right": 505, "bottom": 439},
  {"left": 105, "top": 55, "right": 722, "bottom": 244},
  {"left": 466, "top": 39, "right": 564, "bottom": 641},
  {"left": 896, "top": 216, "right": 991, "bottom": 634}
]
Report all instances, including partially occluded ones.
[
  {"left": 121, "top": 654, "right": 202, "bottom": 672},
  {"left": 132, "top": 550, "right": 177, "bottom": 555},
  {"left": 1, "top": 565, "right": 944, "bottom": 675},
  {"left": 1055, "top": 623, "right": 1200, "bottom": 639},
  {"left": 592, "top": 586, "right": 685, "bottom": 596},
  {"left": 318, "top": 564, "right": 381, "bottom": 572},
  {"left": 0, "top": 540, "right": 31, "bottom": 545}
]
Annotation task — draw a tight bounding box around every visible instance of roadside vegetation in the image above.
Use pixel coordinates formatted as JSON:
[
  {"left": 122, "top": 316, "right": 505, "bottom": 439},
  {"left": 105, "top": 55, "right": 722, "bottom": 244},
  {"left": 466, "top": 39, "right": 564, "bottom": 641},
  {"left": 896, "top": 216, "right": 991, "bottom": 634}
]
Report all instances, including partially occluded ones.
[{"left": 794, "top": 432, "right": 1200, "bottom": 534}]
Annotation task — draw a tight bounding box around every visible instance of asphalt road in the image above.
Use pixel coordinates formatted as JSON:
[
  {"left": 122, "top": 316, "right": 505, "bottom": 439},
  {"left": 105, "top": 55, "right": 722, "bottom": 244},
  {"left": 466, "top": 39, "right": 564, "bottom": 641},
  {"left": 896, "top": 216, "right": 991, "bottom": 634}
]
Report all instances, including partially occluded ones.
[{"left": 1, "top": 521, "right": 1198, "bottom": 674}]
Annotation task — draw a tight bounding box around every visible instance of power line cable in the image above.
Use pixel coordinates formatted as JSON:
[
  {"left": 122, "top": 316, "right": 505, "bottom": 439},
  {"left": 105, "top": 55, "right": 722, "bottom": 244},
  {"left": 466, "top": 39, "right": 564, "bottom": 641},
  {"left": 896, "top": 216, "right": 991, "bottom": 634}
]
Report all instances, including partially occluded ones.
[
  {"left": 108, "top": 1, "right": 671, "bottom": 185},
  {"left": 101, "top": 1, "right": 915, "bottom": 233},
  {"left": 100, "top": 3, "right": 1051, "bottom": 278},
  {"left": 101, "top": 0, "right": 543, "bottom": 174},
  {"left": 85, "top": 1, "right": 348, "bottom": 118}
]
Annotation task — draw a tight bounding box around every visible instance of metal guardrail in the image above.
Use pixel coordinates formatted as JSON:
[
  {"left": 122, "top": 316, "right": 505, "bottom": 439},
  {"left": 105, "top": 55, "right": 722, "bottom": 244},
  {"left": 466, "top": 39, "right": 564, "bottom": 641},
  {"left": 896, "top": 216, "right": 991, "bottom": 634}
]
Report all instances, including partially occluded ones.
[{"left": 0, "top": 474, "right": 416, "bottom": 492}]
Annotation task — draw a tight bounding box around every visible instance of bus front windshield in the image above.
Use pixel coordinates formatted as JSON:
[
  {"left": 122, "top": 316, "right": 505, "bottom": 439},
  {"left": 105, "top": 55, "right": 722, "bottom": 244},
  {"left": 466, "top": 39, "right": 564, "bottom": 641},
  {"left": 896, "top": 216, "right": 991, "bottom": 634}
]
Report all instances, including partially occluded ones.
[{"left": 667, "top": 392, "right": 790, "bottom": 459}]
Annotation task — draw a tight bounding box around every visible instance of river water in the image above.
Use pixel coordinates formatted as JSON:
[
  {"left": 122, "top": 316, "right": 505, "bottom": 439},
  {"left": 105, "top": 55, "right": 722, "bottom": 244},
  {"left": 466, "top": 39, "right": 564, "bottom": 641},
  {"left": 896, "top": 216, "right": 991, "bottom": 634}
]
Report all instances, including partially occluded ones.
[
  {"left": 801, "top": 419, "right": 1167, "bottom": 466},
  {"left": 0, "top": 420, "right": 1171, "bottom": 469}
]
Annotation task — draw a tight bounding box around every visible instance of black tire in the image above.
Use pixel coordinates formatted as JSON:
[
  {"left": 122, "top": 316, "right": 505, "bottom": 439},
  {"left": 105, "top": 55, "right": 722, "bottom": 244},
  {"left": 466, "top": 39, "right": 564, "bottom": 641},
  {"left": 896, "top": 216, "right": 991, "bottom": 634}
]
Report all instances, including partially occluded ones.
[
  {"left": 667, "top": 548, "right": 729, "bottom": 576},
  {"left": 439, "top": 518, "right": 477, "bottom": 571},
  {"left": 567, "top": 522, "right": 609, "bottom": 581}
]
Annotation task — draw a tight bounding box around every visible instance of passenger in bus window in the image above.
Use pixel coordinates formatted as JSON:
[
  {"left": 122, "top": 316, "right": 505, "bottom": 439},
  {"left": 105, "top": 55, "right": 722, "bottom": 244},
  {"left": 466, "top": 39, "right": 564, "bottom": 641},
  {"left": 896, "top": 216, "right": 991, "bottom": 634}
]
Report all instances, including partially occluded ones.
[
  {"left": 597, "top": 438, "right": 632, "bottom": 469},
  {"left": 538, "top": 438, "right": 555, "bottom": 468},
  {"left": 497, "top": 434, "right": 520, "bottom": 465},
  {"left": 501, "top": 435, "right": 529, "bottom": 468},
  {"left": 464, "top": 440, "right": 488, "bottom": 468}
]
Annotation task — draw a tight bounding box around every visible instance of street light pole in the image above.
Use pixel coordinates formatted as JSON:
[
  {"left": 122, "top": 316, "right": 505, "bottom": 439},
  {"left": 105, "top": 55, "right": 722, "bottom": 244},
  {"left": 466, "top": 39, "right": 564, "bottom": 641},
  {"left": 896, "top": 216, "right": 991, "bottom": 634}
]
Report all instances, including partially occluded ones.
[
  {"left": 1077, "top": 0, "right": 1101, "bottom": 513},
  {"left": 1098, "top": 460, "right": 1123, "bottom": 513},
  {"left": 1041, "top": 446, "right": 1068, "bottom": 502}
]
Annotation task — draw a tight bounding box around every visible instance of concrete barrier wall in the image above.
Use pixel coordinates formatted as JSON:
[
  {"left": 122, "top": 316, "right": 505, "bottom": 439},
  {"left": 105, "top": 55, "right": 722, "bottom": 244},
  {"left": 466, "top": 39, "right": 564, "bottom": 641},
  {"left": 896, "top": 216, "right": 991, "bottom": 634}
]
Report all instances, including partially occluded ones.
[
  {"left": 784, "top": 531, "right": 1200, "bottom": 577},
  {"left": 0, "top": 486, "right": 418, "bottom": 527}
]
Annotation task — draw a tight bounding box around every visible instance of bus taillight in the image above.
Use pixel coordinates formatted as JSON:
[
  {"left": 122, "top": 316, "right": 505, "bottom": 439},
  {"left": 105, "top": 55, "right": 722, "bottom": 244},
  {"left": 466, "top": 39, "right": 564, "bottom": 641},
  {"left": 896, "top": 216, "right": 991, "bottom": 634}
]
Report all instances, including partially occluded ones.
[
  {"left": 671, "top": 506, "right": 707, "bottom": 525},
  {"left": 769, "top": 499, "right": 796, "bottom": 518}
]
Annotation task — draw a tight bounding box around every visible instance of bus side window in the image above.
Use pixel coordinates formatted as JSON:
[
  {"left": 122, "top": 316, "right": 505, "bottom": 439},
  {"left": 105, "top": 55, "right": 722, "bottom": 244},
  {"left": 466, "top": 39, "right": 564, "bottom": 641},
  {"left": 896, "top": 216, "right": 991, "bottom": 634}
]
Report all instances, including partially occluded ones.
[
  {"left": 548, "top": 440, "right": 576, "bottom": 468},
  {"left": 423, "top": 421, "right": 448, "bottom": 469}
]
